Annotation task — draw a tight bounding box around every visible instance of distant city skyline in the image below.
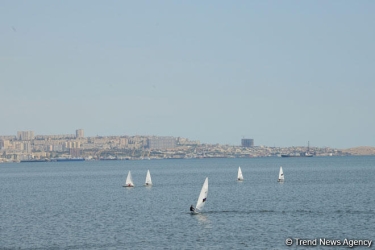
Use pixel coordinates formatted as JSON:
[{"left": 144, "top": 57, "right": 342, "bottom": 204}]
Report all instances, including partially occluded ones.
[
  {"left": 1, "top": 128, "right": 352, "bottom": 163},
  {"left": 1, "top": 1, "right": 374, "bottom": 149},
  {"left": 0, "top": 128, "right": 370, "bottom": 150}
]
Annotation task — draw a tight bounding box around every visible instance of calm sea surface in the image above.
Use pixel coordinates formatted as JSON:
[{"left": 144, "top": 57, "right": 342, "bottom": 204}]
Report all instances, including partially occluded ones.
[{"left": 1, "top": 156, "right": 374, "bottom": 249}]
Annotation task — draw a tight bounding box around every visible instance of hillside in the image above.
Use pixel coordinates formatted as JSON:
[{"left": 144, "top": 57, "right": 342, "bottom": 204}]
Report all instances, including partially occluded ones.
[{"left": 341, "top": 146, "right": 375, "bottom": 156}]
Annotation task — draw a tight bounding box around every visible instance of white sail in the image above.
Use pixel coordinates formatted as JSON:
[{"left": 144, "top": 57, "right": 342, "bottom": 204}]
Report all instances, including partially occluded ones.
[
  {"left": 237, "top": 166, "right": 244, "bottom": 181},
  {"left": 124, "top": 171, "right": 134, "bottom": 187},
  {"left": 145, "top": 170, "right": 152, "bottom": 186},
  {"left": 195, "top": 177, "right": 208, "bottom": 211},
  {"left": 278, "top": 166, "right": 284, "bottom": 182}
]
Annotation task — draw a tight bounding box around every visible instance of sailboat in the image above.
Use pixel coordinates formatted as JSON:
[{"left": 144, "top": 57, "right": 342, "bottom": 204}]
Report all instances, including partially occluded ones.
[
  {"left": 237, "top": 166, "right": 244, "bottom": 181},
  {"left": 278, "top": 166, "right": 284, "bottom": 182},
  {"left": 145, "top": 170, "right": 152, "bottom": 186},
  {"left": 191, "top": 177, "right": 208, "bottom": 214},
  {"left": 123, "top": 171, "right": 134, "bottom": 187}
]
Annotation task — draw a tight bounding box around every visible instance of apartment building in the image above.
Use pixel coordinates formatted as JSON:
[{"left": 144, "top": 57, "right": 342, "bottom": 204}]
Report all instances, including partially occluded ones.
[
  {"left": 147, "top": 137, "right": 176, "bottom": 150},
  {"left": 17, "top": 131, "right": 34, "bottom": 140},
  {"left": 241, "top": 138, "right": 254, "bottom": 147}
]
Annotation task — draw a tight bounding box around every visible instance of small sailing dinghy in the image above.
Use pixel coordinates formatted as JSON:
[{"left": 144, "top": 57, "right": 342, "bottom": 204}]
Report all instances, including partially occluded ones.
[
  {"left": 237, "top": 166, "right": 244, "bottom": 181},
  {"left": 191, "top": 177, "right": 208, "bottom": 214},
  {"left": 123, "top": 171, "right": 135, "bottom": 187},
  {"left": 145, "top": 170, "right": 152, "bottom": 186},
  {"left": 278, "top": 166, "right": 284, "bottom": 182}
]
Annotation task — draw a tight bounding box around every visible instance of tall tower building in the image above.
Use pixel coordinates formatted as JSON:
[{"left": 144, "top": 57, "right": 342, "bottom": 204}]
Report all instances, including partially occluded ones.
[
  {"left": 76, "top": 129, "right": 84, "bottom": 138},
  {"left": 241, "top": 138, "right": 254, "bottom": 147}
]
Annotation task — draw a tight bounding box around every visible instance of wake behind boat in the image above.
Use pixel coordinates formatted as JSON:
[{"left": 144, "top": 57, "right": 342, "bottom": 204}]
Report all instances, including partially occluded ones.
[{"left": 191, "top": 177, "right": 208, "bottom": 215}]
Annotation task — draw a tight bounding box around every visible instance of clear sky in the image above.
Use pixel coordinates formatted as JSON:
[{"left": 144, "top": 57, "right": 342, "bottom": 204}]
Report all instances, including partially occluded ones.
[{"left": 1, "top": 1, "right": 374, "bottom": 148}]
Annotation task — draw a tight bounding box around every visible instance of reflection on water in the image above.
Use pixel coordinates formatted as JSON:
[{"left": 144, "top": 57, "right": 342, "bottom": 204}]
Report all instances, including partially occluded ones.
[
  {"left": 194, "top": 213, "right": 212, "bottom": 229},
  {"left": 195, "top": 213, "right": 209, "bottom": 223}
]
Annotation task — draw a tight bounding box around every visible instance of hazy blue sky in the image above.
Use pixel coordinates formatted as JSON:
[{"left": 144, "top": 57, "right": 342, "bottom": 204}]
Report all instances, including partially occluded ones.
[{"left": 1, "top": 1, "right": 374, "bottom": 148}]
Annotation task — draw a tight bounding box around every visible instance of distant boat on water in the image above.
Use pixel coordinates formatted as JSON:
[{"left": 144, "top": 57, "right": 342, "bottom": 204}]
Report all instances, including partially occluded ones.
[
  {"left": 237, "top": 166, "right": 244, "bottom": 181},
  {"left": 281, "top": 141, "right": 313, "bottom": 157},
  {"left": 53, "top": 158, "right": 85, "bottom": 162},
  {"left": 281, "top": 152, "right": 313, "bottom": 157},
  {"left": 278, "top": 166, "right": 284, "bottom": 182},
  {"left": 191, "top": 177, "right": 208, "bottom": 214},
  {"left": 124, "top": 171, "right": 134, "bottom": 187},
  {"left": 21, "top": 158, "right": 85, "bottom": 163},
  {"left": 20, "top": 159, "right": 50, "bottom": 163},
  {"left": 145, "top": 170, "right": 152, "bottom": 186}
]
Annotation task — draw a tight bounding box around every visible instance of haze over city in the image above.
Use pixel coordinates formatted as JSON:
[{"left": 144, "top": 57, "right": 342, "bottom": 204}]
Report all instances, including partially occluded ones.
[{"left": 1, "top": 1, "right": 374, "bottom": 149}]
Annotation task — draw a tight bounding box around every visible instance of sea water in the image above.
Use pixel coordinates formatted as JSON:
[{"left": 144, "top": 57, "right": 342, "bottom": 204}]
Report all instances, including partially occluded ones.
[{"left": 0, "top": 156, "right": 374, "bottom": 249}]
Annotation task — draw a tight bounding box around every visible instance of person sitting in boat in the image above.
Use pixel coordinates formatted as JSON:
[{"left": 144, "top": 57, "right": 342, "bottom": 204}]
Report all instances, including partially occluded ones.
[{"left": 190, "top": 205, "right": 195, "bottom": 212}]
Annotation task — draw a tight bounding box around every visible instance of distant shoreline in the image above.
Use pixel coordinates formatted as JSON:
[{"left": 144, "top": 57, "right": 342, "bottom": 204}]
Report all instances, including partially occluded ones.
[{"left": 8, "top": 154, "right": 374, "bottom": 164}]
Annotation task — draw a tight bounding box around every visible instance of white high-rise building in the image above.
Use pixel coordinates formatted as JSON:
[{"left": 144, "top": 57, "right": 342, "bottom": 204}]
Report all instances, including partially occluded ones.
[{"left": 17, "top": 131, "right": 35, "bottom": 141}]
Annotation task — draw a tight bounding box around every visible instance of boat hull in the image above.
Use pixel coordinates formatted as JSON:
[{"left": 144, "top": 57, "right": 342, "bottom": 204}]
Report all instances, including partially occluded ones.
[
  {"left": 281, "top": 153, "right": 313, "bottom": 157},
  {"left": 55, "top": 158, "right": 85, "bottom": 162},
  {"left": 20, "top": 159, "right": 49, "bottom": 163}
]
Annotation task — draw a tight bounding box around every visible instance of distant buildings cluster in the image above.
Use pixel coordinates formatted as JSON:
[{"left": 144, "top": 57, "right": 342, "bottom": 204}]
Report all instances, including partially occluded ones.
[
  {"left": 0, "top": 129, "right": 347, "bottom": 163},
  {"left": 0, "top": 129, "right": 201, "bottom": 162}
]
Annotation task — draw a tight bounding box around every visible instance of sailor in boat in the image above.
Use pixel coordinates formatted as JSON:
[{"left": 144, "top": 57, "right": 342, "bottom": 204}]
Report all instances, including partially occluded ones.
[{"left": 190, "top": 205, "right": 195, "bottom": 212}]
